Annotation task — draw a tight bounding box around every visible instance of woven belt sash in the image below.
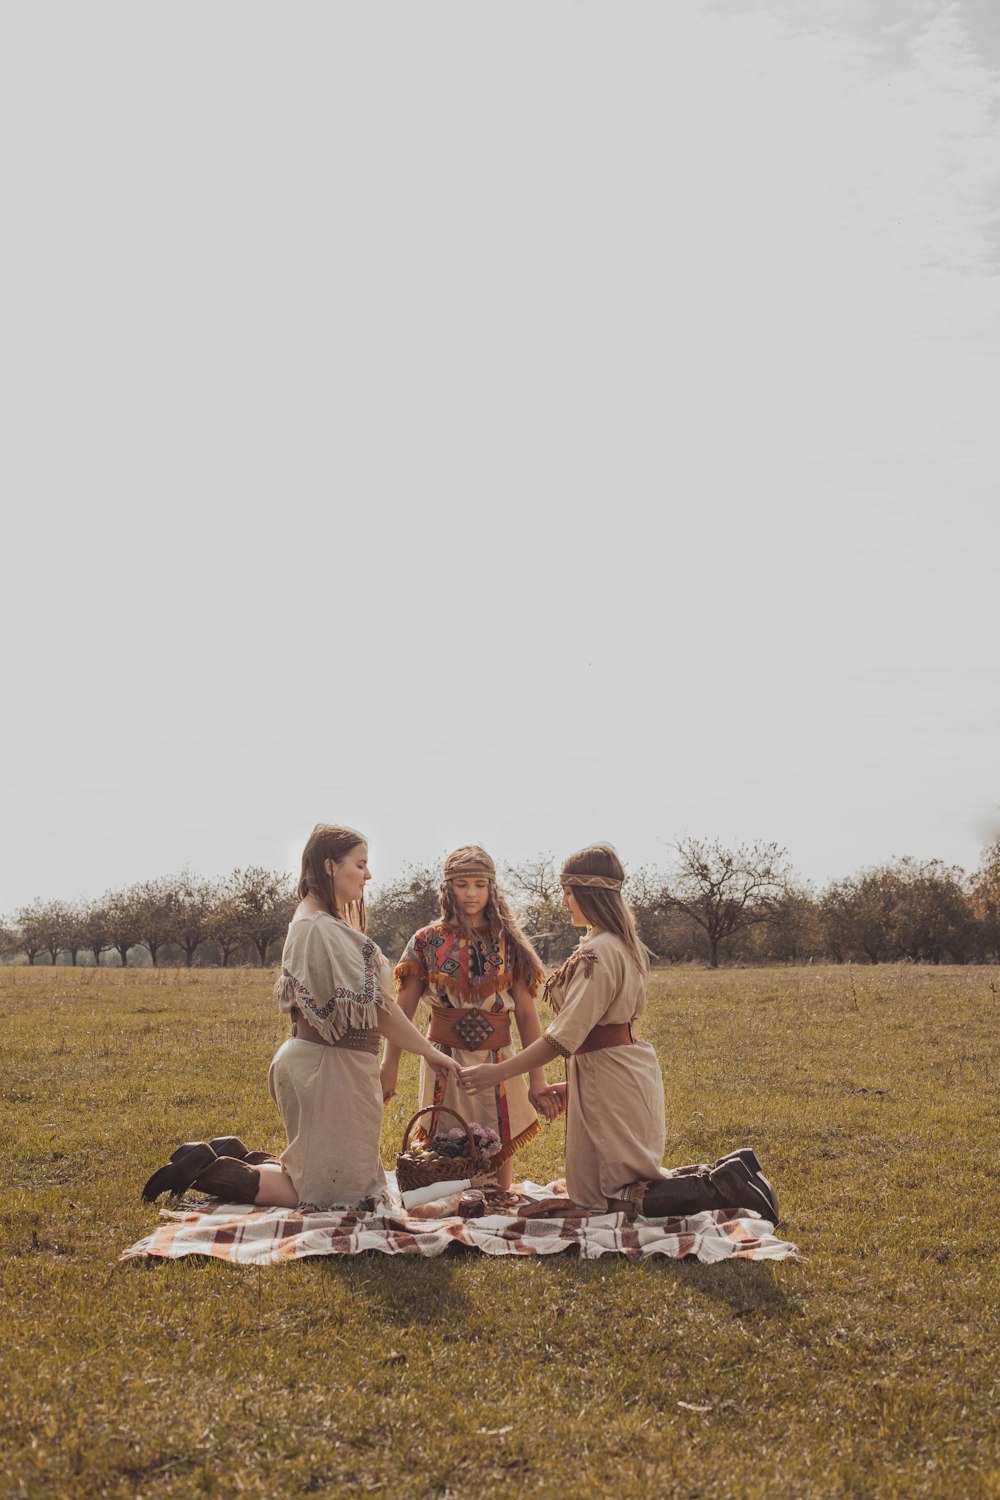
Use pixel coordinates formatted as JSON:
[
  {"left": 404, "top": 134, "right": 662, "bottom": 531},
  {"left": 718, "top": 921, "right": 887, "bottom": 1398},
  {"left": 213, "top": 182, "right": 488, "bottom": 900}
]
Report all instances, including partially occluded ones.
[
  {"left": 427, "top": 1005, "right": 512, "bottom": 1052},
  {"left": 293, "top": 1011, "right": 380, "bottom": 1054},
  {"left": 575, "top": 1020, "right": 636, "bottom": 1056}
]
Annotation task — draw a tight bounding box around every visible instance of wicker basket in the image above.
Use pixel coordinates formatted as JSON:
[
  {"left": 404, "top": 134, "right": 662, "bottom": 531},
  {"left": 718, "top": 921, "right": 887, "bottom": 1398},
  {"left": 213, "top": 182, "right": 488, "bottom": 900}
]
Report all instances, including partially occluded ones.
[{"left": 396, "top": 1106, "right": 497, "bottom": 1194}]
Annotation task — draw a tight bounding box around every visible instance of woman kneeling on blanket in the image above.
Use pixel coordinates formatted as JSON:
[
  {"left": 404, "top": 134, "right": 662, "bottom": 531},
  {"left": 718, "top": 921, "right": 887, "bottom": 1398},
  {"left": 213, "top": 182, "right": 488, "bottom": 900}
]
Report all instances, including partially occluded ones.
[
  {"left": 141, "top": 825, "right": 460, "bottom": 1211},
  {"left": 461, "top": 844, "right": 779, "bottom": 1222}
]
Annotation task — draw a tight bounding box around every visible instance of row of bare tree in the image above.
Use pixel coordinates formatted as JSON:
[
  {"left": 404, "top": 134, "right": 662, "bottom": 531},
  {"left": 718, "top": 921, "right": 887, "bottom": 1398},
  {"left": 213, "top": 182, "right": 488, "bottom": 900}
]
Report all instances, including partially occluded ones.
[
  {"left": 4, "top": 837, "right": 999, "bottom": 970},
  {"left": 0, "top": 868, "right": 294, "bottom": 969},
  {"left": 369, "top": 840, "right": 1000, "bottom": 968}
]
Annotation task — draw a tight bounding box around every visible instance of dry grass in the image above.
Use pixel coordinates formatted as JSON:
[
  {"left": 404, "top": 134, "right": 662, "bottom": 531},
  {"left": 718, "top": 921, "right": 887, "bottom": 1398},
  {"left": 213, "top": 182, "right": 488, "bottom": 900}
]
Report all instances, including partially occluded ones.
[{"left": 1, "top": 963, "right": 998, "bottom": 1499}]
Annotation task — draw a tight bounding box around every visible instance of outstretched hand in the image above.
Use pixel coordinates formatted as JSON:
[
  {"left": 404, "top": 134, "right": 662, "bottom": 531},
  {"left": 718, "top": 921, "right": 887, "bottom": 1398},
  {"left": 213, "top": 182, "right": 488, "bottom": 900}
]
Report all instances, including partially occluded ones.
[
  {"left": 459, "top": 1062, "right": 500, "bottom": 1095},
  {"left": 428, "top": 1047, "right": 462, "bottom": 1082}
]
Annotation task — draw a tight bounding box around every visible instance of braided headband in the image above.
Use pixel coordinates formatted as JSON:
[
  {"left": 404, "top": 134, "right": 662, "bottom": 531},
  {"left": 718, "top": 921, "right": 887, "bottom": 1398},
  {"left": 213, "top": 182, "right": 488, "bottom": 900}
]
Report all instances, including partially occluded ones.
[
  {"left": 561, "top": 873, "right": 623, "bottom": 891},
  {"left": 444, "top": 861, "right": 496, "bottom": 880}
]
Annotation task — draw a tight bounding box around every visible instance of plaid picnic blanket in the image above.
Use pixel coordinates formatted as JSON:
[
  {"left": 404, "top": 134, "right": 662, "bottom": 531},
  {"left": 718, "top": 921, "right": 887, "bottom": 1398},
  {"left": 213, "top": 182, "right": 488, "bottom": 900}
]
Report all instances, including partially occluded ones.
[{"left": 120, "top": 1179, "right": 797, "bottom": 1265}]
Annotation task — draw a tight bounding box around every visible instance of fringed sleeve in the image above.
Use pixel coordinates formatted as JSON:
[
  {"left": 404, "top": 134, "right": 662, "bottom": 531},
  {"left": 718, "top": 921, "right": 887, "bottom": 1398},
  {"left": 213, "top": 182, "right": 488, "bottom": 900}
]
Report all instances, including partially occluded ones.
[
  {"left": 543, "top": 941, "right": 625, "bottom": 1055},
  {"left": 393, "top": 929, "right": 429, "bottom": 995}
]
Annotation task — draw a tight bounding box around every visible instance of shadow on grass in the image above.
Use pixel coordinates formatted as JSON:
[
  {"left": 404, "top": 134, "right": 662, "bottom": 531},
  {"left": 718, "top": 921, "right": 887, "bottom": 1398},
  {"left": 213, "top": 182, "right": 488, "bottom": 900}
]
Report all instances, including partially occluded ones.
[
  {"left": 118, "top": 1245, "right": 476, "bottom": 1325},
  {"left": 320, "top": 1253, "right": 475, "bottom": 1323},
  {"left": 680, "top": 1259, "right": 800, "bottom": 1322}
]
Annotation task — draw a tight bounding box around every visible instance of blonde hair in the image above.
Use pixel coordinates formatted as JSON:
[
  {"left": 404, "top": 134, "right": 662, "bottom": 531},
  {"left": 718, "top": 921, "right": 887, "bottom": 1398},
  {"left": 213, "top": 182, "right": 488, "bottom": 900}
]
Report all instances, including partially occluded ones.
[
  {"left": 439, "top": 844, "right": 545, "bottom": 994},
  {"left": 561, "top": 843, "right": 649, "bottom": 973},
  {"left": 297, "top": 824, "right": 367, "bottom": 931}
]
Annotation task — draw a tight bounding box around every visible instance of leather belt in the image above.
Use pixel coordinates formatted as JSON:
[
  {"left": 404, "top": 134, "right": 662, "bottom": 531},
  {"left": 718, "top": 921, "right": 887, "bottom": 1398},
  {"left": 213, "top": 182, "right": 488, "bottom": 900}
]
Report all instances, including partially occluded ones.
[
  {"left": 427, "top": 1005, "right": 512, "bottom": 1052},
  {"left": 293, "top": 1010, "right": 380, "bottom": 1054},
  {"left": 576, "top": 1020, "right": 636, "bottom": 1056}
]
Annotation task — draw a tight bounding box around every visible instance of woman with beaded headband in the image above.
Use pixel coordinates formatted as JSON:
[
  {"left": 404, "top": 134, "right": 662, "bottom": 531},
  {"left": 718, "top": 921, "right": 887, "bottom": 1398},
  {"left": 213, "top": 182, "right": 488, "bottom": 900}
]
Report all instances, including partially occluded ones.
[
  {"left": 140, "top": 825, "right": 460, "bottom": 1211},
  {"left": 461, "top": 844, "right": 780, "bottom": 1222},
  {"left": 382, "top": 845, "right": 561, "bottom": 1191}
]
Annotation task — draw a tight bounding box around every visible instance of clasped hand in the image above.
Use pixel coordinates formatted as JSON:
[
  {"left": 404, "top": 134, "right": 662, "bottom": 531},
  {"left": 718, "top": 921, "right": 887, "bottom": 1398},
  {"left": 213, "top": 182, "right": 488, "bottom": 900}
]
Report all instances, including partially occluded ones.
[
  {"left": 410, "top": 1047, "right": 566, "bottom": 1123},
  {"left": 527, "top": 1086, "right": 566, "bottom": 1122},
  {"left": 528, "top": 1083, "right": 566, "bottom": 1122},
  {"left": 430, "top": 1053, "right": 462, "bottom": 1082},
  {"left": 458, "top": 1064, "right": 566, "bottom": 1122}
]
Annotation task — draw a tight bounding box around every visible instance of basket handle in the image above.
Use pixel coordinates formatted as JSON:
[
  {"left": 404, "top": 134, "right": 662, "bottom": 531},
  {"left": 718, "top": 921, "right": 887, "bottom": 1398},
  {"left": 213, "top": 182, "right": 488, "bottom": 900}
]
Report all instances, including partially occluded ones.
[
  {"left": 428, "top": 1068, "right": 447, "bottom": 1137},
  {"left": 400, "top": 1104, "right": 479, "bottom": 1159}
]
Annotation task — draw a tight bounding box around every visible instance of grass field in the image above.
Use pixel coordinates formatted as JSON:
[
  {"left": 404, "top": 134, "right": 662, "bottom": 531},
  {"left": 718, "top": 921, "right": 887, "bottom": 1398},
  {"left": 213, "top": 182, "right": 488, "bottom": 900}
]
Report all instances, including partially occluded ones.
[{"left": 1, "top": 963, "right": 997, "bottom": 1500}]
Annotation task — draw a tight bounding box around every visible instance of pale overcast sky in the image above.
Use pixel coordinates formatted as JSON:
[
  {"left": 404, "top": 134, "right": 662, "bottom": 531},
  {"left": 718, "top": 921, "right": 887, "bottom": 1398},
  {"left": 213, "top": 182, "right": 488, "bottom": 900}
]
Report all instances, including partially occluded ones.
[{"left": 2, "top": 0, "right": 998, "bottom": 913}]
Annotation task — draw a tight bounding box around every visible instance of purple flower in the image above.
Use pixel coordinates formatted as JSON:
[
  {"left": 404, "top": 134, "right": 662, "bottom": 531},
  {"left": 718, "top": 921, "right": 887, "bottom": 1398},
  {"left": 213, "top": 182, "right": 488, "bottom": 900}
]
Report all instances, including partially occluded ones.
[{"left": 430, "top": 1122, "right": 502, "bottom": 1159}]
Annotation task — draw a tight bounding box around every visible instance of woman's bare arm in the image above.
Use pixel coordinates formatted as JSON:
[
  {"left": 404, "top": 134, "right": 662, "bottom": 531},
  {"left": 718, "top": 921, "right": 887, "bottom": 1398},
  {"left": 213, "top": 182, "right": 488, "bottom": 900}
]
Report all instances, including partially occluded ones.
[
  {"left": 460, "top": 1035, "right": 560, "bottom": 1093},
  {"left": 511, "top": 979, "right": 562, "bottom": 1121}
]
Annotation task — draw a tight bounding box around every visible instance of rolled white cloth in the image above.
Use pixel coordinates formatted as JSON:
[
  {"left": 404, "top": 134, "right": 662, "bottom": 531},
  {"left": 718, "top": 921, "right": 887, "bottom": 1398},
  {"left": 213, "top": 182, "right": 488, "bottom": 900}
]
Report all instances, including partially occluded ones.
[{"left": 401, "top": 1178, "right": 471, "bottom": 1210}]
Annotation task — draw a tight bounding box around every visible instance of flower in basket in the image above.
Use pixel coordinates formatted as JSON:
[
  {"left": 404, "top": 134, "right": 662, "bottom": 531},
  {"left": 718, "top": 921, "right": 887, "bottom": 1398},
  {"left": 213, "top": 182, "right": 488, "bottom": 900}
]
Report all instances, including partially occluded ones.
[{"left": 430, "top": 1123, "right": 502, "bottom": 1160}]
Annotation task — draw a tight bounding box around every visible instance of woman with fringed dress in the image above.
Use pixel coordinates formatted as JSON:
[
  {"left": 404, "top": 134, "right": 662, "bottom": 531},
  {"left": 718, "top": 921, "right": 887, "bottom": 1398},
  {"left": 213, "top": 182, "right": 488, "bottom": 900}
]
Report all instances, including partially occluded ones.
[
  {"left": 140, "top": 825, "right": 460, "bottom": 1210},
  {"left": 381, "top": 845, "right": 562, "bottom": 1191},
  {"left": 461, "top": 843, "right": 780, "bottom": 1222}
]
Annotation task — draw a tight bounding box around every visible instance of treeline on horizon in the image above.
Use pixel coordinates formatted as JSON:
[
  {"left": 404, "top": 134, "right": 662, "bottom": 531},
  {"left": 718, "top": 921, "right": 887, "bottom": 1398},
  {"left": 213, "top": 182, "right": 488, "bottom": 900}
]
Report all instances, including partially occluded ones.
[{"left": 4, "top": 836, "right": 1000, "bottom": 972}]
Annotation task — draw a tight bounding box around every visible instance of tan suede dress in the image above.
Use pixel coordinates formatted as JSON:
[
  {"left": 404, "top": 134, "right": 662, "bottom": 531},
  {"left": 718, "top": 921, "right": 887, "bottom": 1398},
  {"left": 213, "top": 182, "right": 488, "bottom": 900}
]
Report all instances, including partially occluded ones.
[
  {"left": 270, "top": 913, "right": 396, "bottom": 1210},
  {"left": 544, "top": 930, "right": 666, "bottom": 1211}
]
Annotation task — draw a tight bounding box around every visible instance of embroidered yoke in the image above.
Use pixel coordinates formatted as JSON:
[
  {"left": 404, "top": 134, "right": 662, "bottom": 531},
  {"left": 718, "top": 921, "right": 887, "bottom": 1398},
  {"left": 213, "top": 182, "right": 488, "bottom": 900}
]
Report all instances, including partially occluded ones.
[
  {"left": 276, "top": 913, "right": 394, "bottom": 1043},
  {"left": 394, "top": 923, "right": 542, "bottom": 1165}
]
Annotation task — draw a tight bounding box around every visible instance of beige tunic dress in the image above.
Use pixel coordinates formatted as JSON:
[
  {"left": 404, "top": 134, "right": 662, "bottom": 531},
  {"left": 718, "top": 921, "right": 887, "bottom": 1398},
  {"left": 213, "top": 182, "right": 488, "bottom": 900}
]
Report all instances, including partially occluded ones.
[
  {"left": 270, "top": 913, "right": 396, "bottom": 1210},
  {"left": 544, "top": 930, "right": 666, "bottom": 1211}
]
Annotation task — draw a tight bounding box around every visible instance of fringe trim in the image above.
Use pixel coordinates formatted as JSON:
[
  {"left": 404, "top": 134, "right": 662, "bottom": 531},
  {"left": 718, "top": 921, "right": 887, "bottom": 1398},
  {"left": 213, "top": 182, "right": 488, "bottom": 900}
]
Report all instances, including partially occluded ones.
[
  {"left": 421, "top": 971, "right": 515, "bottom": 1004},
  {"left": 275, "top": 972, "right": 384, "bottom": 1046},
  {"left": 395, "top": 932, "right": 542, "bottom": 1000},
  {"left": 542, "top": 949, "right": 598, "bottom": 1012},
  {"left": 492, "top": 1117, "right": 543, "bottom": 1168},
  {"left": 618, "top": 1179, "right": 651, "bottom": 1216},
  {"left": 393, "top": 960, "right": 427, "bottom": 993}
]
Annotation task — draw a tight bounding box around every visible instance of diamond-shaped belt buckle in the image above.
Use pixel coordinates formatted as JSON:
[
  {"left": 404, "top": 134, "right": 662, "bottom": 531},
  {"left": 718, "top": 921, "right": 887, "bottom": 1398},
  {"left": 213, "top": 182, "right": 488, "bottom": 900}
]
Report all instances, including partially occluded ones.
[{"left": 453, "top": 1009, "right": 495, "bottom": 1048}]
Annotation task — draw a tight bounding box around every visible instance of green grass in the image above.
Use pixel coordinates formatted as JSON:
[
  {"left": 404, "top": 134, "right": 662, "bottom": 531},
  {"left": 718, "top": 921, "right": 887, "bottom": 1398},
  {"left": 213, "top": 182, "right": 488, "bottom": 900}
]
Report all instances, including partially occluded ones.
[{"left": 1, "top": 963, "right": 998, "bottom": 1499}]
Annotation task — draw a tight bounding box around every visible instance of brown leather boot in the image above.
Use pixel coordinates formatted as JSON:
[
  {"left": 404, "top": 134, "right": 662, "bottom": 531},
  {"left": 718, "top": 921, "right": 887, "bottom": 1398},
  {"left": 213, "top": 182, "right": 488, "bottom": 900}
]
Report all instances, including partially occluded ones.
[
  {"left": 641, "top": 1158, "right": 778, "bottom": 1222},
  {"left": 669, "top": 1147, "right": 762, "bottom": 1177},
  {"left": 141, "top": 1142, "right": 217, "bottom": 1203},
  {"left": 709, "top": 1158, "right": 778, "bottom": 1221},
  {"left": 639, "top": 1171, "right": 717, "bottom": 1218},
  {"left": 189, "top": 1155, "right": 261, "bottom": 1204},
  {"left": 171, "top": 1138, "right": 280, "bottom": 1167}
]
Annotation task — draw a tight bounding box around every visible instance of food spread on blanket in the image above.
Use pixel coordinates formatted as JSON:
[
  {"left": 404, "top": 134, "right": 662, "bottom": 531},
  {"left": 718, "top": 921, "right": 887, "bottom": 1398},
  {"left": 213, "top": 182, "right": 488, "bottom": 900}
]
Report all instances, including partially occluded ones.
[
  {"left": 403, "top": 1182, "right": 525, "bottom": 1219},
  {"left": 401, "top": 1179, "right": 472, "bottom": 1211}
]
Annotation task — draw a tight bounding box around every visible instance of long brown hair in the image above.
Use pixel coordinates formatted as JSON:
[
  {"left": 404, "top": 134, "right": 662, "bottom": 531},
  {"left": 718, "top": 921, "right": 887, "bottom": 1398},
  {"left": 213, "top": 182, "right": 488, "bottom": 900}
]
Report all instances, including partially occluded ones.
[
  {"left": 439, "top": 845, "right": 546, "bottom": 994},
  {"left": 560, "top": 843, "right": 649, "bottom": 973},
  {"left": 297, "top": 824, "right": 368, "bottom": 931}
]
